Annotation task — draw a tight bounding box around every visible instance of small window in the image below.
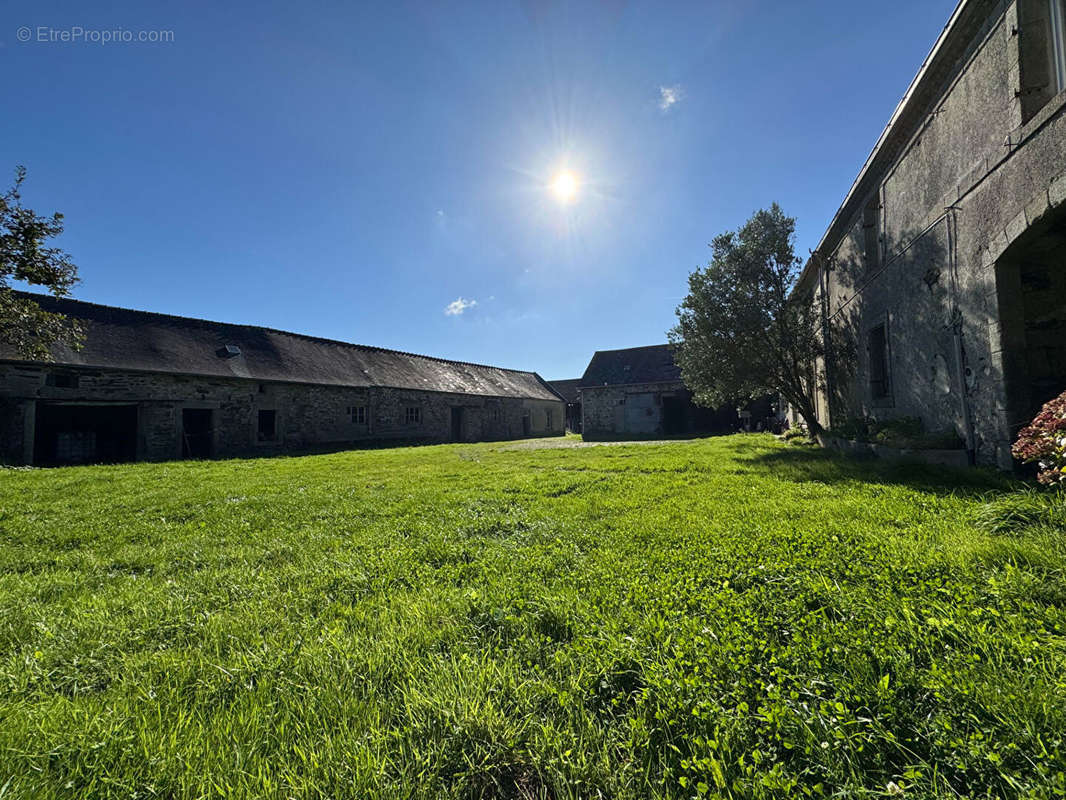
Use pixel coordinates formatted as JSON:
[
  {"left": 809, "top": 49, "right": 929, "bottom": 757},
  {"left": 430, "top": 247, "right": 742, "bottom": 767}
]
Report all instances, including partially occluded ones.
[
  {"left": 491, "top": 406, "right": 501, "bottom": 422},
  {"left": 1052, "top": 0, "right": 1066, "bottom": 93},
  {"left": 258, "top": 383, "right": 268, "bottom": 394},
  {"left": 405, "top": 406, "right": 421, "bottom": 425},
  {"left": 45, "top": 372, "right": 79, "bottom": 389},
  {"left": 862, "top": 197, "right": 881, "bottom": 270},
  {"left": 1018, "top": 0, "right": 1066, "bottom": 121},
  {"left": 257, "top": 409, "right": 277, "bottom": 441},
  {"left": 868, "top": 324, "right": 890, "bottom": 400},
  {"left": 347, "top": 405, "right": 367, "bottom": 424},
  {"left": 546, "top": 410, "right": 553, "bottom": 429}
]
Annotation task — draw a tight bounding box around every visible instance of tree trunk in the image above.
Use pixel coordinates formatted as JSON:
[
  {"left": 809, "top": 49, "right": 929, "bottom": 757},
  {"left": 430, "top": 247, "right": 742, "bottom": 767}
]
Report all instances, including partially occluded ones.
[{"left": 798, "top": 409, "right": 824, "bottom": 439}]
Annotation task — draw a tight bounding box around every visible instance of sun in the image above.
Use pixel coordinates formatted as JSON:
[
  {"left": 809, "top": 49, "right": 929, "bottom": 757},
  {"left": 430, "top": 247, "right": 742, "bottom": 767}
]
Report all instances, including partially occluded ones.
[{"left": 550, "top": 170, "right": 579, "bottom": 204}]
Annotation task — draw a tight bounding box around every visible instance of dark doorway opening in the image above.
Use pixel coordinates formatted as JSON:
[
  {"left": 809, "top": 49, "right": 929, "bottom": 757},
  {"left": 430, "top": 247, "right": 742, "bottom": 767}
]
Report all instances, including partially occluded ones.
[
  {"left": 996, "top": 207, "right": 1066, "bottom": 433},
  {"left": 450, "top": 407, "right": 464, "bottom": 442},
  {"left": 33, "top": 403, "right": 138, "bottom": 465},
  {"left": 522, "top": 411, "right": 531, "bottom": 436},
  {"left": 182, "top": 408, "right": 214, "bottom": 459},
  {"left": 662, "top": 396, "right": 687, "bottom": 435},
  {"left": 257, "top": 409, "right": 276, "bottom": 442}
]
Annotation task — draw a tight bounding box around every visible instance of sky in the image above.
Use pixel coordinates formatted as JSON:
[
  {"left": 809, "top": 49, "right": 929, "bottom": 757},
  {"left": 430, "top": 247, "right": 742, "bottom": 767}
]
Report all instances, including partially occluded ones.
[{"left": 3, "top": 0, "right": 959, "bottom": 380}]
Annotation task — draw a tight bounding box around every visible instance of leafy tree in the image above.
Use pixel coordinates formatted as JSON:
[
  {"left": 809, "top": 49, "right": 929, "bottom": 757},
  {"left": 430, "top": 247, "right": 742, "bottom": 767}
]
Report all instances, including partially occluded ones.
[
  {"left": 669, "top": 203, "right": 828, "bottom": 436},
  {"left": 0, "top": 166, "right": 82, "bottom": 361}
]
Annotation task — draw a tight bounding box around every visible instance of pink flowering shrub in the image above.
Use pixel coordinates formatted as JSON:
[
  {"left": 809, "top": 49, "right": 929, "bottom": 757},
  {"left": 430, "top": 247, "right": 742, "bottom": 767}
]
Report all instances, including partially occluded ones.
[{"left": 1012, "top": 391, "right": 1066, "bottom": 486}]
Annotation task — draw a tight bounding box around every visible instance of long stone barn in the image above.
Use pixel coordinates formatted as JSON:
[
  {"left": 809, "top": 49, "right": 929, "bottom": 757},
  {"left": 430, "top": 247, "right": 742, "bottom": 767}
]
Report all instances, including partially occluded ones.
[
  {"left": 795, "top": 0, "right": 1066, "bottom": 467},
  {"left": 0, "top": 293, "right": 565, "bottom": 465}
]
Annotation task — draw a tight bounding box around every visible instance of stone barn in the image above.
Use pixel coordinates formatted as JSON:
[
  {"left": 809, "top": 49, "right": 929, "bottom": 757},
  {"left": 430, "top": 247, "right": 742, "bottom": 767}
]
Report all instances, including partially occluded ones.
[
  {"left": 578, "top": 345, "right": 739, "bottom": 439},
  {"left": 0, "top": 293, "right": 565, "bottom": 465},
  {"left": 794, "top": 0, "right": 1066, "bottom": 467}
]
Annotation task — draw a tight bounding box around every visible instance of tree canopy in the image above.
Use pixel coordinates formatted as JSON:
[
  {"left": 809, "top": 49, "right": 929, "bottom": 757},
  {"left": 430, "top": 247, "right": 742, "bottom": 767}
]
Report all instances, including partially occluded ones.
[
  {"left": 0, "top": 166, "right": 82, "bottom": 360},
  {"left": 668, "top": 203, "right": 827, "bottom": 435}
]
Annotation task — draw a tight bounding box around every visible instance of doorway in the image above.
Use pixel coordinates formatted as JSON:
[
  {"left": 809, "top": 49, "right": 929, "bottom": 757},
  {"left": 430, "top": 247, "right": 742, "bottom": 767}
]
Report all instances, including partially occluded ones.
[
  {"left": 662, "top": 396, "right": 687, "bottom": 435},
  {"left": 996, "top": 206, "right": 1066, "bottom": 433},
  {"left": 450, "top": 407, "right": 464, "bottom": 442},
  {"left": 33, "top": 403, "right": 138, "bottom": 465},
  {"left": 182, "top": 408, "right": 214, "bottom": 459}
]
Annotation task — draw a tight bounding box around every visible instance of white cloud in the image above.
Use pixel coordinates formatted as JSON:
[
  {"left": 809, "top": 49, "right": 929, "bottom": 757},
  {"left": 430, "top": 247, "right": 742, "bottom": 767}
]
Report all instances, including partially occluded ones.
[
  {"left": 444, "top": 297, "right": 477, "bottom": 316},
  {"left": 658, "top": 84, "right": 683, "bottom": 112}
]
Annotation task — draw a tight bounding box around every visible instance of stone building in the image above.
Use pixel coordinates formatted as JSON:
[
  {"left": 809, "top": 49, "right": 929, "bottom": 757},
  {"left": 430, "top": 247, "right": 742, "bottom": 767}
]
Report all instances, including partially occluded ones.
[
  {"left": 797, "top": 0, "right": 1066, "bottom": 467},
  {"left": 547, "top": 378, "right": 582, "bottom": 433},
  {"left": 0, "top": 293, "right": 565, "bottom": 465},
  {"left": 578, "top": 345, "right": 740, "bottom": 439}
]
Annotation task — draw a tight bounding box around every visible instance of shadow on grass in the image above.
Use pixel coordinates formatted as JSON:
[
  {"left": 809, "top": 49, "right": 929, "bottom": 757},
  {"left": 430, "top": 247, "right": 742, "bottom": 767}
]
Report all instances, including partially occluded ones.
[{"left": 743, "top": 443, "right": 1021, "bottom": 498}]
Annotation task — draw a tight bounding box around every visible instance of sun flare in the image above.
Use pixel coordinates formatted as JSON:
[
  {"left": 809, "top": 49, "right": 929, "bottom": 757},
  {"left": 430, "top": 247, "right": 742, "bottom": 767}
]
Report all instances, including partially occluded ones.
[{"left": 550, "top": 170, "right": 579, "bottom": 204}]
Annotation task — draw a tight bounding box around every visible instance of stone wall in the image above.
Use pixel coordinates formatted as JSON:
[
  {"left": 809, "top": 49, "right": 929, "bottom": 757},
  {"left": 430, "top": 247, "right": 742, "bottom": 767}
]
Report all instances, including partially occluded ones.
[
  {"left": 811, "top": 0, "right": 1066, "bottom": 467},
  {"left": 582, "top": 382, "right": 669, "bottom": 437},
  {"left": 0, "top": 363, "right": 565, "bottom": 465},
  {"left": 581, "top": 381, "right": 739, "bottom": 439}
]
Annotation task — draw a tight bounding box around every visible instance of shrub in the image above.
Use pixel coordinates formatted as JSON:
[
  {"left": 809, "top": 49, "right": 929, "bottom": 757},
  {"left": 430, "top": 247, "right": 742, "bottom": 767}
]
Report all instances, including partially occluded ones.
[
  {"left": 1012, "top": 391, "right": 1066, "bottom": 485},
  {"left": 781, "top": 424, "right": 807, "bottom": 441}
]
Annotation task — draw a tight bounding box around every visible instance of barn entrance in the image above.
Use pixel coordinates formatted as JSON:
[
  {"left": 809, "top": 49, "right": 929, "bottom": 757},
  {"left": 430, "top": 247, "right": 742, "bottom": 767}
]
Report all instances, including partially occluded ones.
[
  {"left": 450, "top": 407, "right": 464, "bottom": 442},
  {"left": 182, "top": 408, "right": 214, "bottom": 459},
  {"left": 33, "top": 402, "right": 138, "bottom": 465},
  {"left": 996, "top": 206, "right": 1066, "bottom": 434},
  {"left": 623, "top": 392, "right": 659, "bottom": 434},
  {"left": 662, "top": 395, "right": 687, "bottom": 435}
]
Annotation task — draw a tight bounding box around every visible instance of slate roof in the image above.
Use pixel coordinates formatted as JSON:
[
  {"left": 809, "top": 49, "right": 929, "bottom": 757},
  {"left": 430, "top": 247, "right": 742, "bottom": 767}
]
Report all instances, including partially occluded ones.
[
  {"left": 546, "top": 379, "right": 582, "bottom": 403},
  {"left": 3, "top": 292, "right": 562, "bottom": 401},
  {"left": 578, "top": 344, "right": 682, "bottom": 387}
]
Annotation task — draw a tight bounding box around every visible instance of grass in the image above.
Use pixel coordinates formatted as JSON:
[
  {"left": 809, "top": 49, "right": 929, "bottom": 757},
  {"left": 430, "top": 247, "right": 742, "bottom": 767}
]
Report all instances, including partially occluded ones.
[{"left": 1, "top": 434, "right": 1064, "bottom": 799}]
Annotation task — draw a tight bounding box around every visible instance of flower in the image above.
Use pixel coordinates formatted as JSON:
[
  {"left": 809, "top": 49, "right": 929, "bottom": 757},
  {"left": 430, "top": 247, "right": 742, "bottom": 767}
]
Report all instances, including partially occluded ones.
[{"left": 1012, "top": 392, "right": 1066, "bottom": 485}]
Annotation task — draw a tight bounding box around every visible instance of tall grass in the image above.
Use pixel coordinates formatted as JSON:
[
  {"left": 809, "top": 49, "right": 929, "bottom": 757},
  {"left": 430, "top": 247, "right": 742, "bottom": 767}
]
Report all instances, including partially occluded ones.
[{"left": 0, "top": 435, "right": 1063, "bottom": 798}]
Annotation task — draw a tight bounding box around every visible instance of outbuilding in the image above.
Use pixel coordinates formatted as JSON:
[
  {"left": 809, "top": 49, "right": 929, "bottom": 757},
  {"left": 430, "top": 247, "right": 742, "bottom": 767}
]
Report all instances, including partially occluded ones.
[{"left": 0, "top": 293, "right": 565, "bottom": 465}]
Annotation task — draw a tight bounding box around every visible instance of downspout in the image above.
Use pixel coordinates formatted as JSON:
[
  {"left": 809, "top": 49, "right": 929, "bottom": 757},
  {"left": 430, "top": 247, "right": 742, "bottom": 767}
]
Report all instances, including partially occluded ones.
[
  {"left": 946, "top": 207, "right": 977, "bottom": 463},
  {"left": 816, "top": 252, "right": 835, "bottom": 430}
]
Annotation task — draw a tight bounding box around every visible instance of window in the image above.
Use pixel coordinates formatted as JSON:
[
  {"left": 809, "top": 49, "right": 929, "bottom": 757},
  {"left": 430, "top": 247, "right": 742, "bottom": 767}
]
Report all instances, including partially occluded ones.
[
  {"left": 257, "top": 409, "right": 277, "bottom": 441},
  {"left": 347, "top": 405, "right": 367, "bottom": 424},
  {"left": 868, "top": 324, "right": 891, "bottom": 400},
  {"left": 546, "top": 410, "right": 553, "bottom": 429},
  {"left": 1018, "top": 0, "right": 1066, "bottom": 121},
  {"left": 45, "top": 372, "right": 79, "bottom": 389},
  {"left": 1052, "top": 0, "right": 1066, "bottom": 93},
  {"left": 404, "top": 406, "right": 421, "bottom": 425},
  {"left": 862, "top": 196, "right": 881, "bottom": 270}
]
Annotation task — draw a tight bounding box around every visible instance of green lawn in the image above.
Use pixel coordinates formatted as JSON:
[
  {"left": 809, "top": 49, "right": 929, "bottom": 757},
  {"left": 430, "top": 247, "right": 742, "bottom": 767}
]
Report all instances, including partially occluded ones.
[{"left": 1, "top": 435, "right": 1064, "bottom": 799}]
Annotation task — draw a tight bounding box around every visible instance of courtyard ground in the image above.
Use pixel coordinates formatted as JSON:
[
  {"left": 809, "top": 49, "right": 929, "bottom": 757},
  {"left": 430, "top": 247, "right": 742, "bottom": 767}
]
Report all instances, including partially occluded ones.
[{"left": 1, "top": 434, "right": 1064, "bottom": 798}]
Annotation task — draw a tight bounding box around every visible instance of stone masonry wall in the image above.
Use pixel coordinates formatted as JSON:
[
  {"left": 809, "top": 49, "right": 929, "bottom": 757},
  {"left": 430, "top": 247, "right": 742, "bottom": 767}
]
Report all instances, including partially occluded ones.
[
  {"left": 0, "top": 363, "right": 564, "bottom": 464},
  {"left": 581, "top": 381, "right": 682, "bottom": 438},
  {"left": 815, "top": 0, "right": 1066, "bottom": 466}
]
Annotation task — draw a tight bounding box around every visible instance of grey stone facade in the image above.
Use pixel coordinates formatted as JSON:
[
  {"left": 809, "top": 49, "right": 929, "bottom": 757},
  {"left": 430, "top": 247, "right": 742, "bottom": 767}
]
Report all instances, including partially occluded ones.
[
  {"left": 582, "top": 380, "right": 692, "bottom": 437},
  {"left": 799, "top": 0, "right": 1066, "bottom": 467},
  {"left": 577, "top": 346, "right": 743, "bottom": 438},
  {"left": 0, "top": 365, "right": 563, "bottom": 464},
  {"left": 0, "top": 295, "right": 564, "bottom": 465}
]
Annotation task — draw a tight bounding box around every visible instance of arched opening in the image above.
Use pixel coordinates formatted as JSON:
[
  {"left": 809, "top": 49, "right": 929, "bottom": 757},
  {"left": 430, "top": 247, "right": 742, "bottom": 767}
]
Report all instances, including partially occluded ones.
[{"left": 994, "top": 204, "right": 1066, "bottom": 434}]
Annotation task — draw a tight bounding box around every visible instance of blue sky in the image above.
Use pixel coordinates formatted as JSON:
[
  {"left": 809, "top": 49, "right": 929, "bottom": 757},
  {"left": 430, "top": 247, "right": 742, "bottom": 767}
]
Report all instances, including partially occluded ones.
[{"left": 4, "top": 0, "right": 958, "bottom": 380}]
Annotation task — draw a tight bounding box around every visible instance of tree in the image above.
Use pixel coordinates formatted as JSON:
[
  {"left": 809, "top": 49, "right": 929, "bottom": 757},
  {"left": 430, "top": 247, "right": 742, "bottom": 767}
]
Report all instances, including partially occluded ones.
[
  {"left": 668, "top": 204, "right": 828, "bottom": 436},
  {"left": 0, "top": 166, "right": 82, "bottom": 361}
]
